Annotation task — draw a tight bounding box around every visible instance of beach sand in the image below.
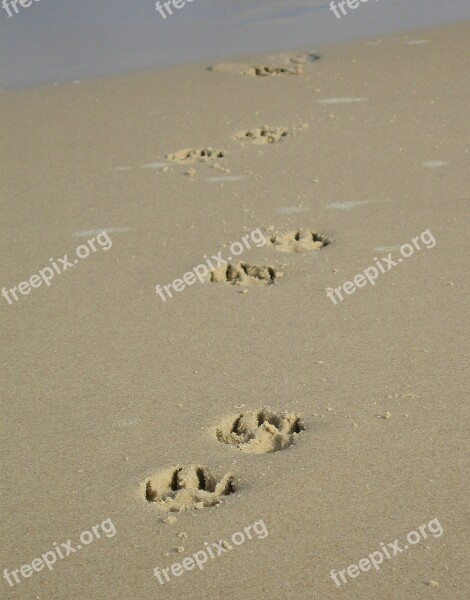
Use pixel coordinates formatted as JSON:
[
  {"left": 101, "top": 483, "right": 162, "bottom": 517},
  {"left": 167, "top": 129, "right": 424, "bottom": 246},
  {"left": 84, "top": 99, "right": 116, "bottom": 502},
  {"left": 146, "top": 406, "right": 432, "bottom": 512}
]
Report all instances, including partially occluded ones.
[{"left": 1, "top": 21, "right": 469, "bottom": 599}]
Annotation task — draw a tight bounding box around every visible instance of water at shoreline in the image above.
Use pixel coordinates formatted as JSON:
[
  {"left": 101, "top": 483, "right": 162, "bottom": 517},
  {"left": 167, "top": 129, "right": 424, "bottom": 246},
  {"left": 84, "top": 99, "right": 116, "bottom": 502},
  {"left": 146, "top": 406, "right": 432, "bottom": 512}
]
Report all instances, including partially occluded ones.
[{"left": 1, "top": 0, "right": 469, "bottom": 88}]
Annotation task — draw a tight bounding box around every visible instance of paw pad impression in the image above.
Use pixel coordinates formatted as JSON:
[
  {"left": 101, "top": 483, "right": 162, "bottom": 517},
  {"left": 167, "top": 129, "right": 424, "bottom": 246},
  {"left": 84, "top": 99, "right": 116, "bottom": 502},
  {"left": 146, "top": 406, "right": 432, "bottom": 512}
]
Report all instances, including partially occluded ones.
[
  {"left": 216, "top": 408, "right": 305, "bottom": 454},
  {"left": 210, "top": 263, "right": 283, "bottom": 286},
  {"left": 235, "top": 126, "right": 289, "bottom": 144},
  {"left": 167, "top": 148, "right": 226, "bottom": 163},
  {"left": 209, "top": 63, "right": 303, "bottom": 77},
  {"left": 144, "top": 465, "right": 235, "bottom": 512},
  {"left": 270, "top": 229, "right": 330, "bottom": 253}
]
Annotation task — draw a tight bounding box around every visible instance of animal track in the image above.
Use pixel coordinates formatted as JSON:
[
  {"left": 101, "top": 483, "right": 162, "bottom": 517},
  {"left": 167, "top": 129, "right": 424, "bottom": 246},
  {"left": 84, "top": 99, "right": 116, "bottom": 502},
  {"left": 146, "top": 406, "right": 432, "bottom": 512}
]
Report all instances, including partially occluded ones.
[
  {"left": 250, "top": 65, "right": 303, "bottom": 76},
  {"left": 143, "top": 465, "right": 235, "bottom": 512},
  {"left": 216, "top": 408, "right": 305, "bottom": 454},
  {"left": 270, "top": 229, "right": 330, "bottom": 253},
  {"left": 209, "top": 62, "right": 303, "bottom": 77},
  {"left": 235, "top": 127, "right": 289, "bottom": 145},
  {"left": 210, "top": 263, "right": 283, "bottom": 286},
  {"left": 167, "top": 148, "right": 226, "bottom": 163}
]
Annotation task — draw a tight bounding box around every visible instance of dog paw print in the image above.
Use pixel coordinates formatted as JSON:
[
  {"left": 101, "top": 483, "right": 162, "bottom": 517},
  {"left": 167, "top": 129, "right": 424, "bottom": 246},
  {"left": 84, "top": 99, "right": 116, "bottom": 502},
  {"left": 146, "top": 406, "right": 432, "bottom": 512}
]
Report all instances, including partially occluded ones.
[
  {"left": 235, "top": 126, "right": 289, "bottom": 145},
  {"left": 216, "top": 408, "right": 305, "bottom": 454},
  {"left": 143, "top": 465, "right": 235, "bottom": 512},
  {"left": 167, "top": 148, "right": 226, "bottom": 163},
  {"left": 209, "top": 262, "right": 283, "bottom": 286},
  {"left": 251, "top": 65, "right": 303, "bottom": 76},
  {"left": 270, "top": 229, "right": 330, "bottom": 253},
  {"left": 209, "top": 63, "right": 303, "bottom": 77}
]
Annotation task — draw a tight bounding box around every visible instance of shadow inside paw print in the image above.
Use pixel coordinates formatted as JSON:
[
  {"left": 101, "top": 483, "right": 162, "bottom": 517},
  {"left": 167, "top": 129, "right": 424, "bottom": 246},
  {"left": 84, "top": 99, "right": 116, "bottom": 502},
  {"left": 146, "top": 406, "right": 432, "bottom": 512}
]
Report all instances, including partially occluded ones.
[
  {"left": 144, "top": 465, "right": 235, "bottom": 512},
  {"left": 216, "top": 408, "right": 305, "bottom": 454}
]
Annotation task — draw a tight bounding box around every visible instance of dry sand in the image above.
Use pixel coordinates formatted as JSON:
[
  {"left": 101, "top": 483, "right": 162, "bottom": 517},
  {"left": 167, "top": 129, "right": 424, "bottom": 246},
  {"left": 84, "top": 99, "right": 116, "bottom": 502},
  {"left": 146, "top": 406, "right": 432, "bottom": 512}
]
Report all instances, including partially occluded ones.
[{"left": 1, "top": 21, "right": 469, "bottom": 600}]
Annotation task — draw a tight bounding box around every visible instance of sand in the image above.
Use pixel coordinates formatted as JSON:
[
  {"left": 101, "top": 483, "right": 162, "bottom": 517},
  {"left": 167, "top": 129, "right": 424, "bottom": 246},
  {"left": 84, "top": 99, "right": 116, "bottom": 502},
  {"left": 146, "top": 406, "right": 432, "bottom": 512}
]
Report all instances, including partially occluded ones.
[{"left": 1, "top": 21, "right": 469, "bottom": 600}]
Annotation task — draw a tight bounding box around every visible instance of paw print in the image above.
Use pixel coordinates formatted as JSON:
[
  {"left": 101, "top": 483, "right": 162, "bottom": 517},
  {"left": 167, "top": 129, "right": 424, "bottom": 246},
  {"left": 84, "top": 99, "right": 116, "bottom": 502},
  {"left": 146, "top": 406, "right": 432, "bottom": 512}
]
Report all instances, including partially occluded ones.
[
  {"left": 216, "top": 408, "right": 305, "bottom": 454},
  {"left": 143, "top": 465, "right": 235, "bottom": 512}
]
